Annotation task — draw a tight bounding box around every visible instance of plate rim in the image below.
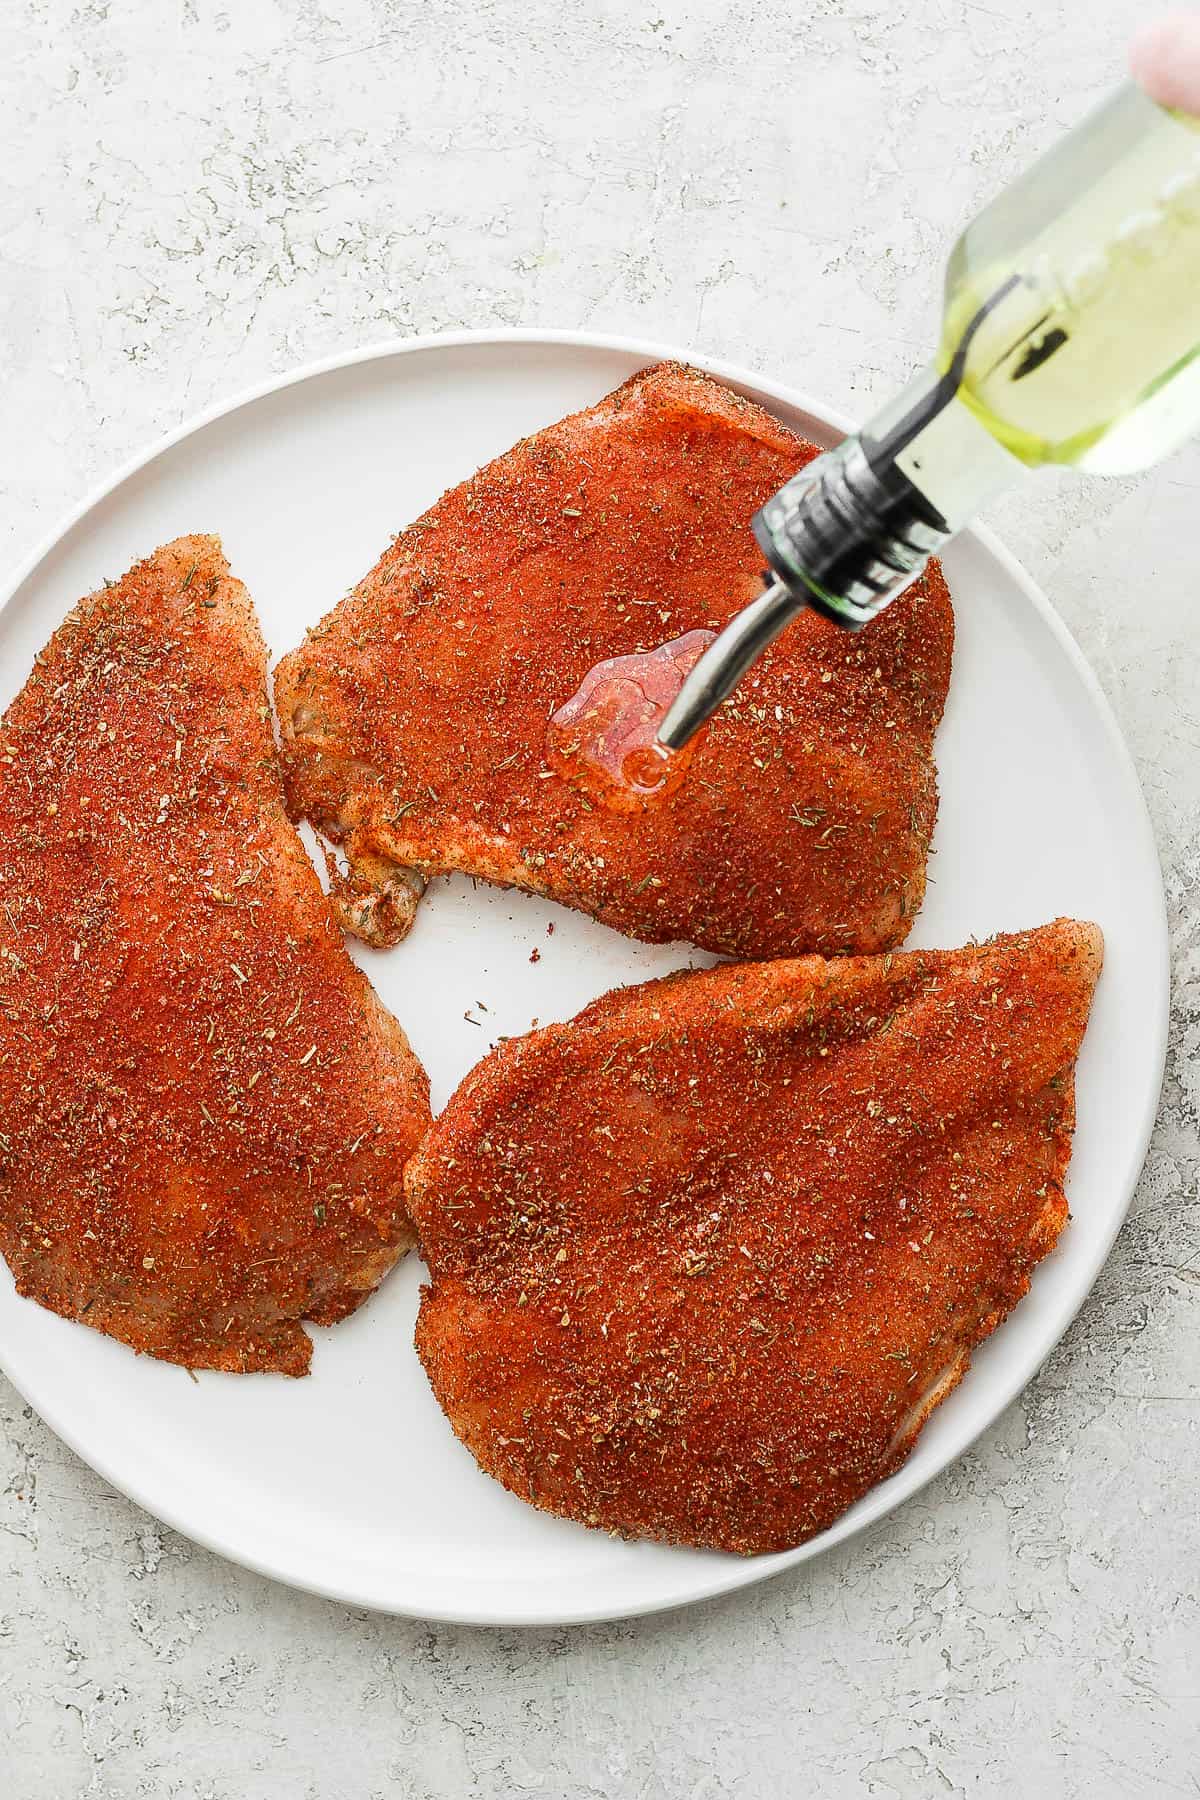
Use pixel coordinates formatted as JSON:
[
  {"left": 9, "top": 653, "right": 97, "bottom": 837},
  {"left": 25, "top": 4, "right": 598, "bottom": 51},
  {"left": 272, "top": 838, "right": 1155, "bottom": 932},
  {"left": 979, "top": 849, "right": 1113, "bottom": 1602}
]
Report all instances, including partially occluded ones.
[{"left": 0, "top": 327, "right": 1170, "bottom": 1626}]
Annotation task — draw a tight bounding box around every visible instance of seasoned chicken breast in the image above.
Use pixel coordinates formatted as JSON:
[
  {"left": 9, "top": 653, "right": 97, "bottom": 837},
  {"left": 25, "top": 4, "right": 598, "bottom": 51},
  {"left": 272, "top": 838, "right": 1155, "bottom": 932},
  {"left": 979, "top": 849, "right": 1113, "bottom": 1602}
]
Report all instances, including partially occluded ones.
[
  {"left": 408, "top": 921, "right": 1101, "bottom": 1553},
  {"left": 276, "top": 362, "right": 953, "bottom": 959},
  {"left": 0, "top": 536, "right": 430, "bottom": 1375}
]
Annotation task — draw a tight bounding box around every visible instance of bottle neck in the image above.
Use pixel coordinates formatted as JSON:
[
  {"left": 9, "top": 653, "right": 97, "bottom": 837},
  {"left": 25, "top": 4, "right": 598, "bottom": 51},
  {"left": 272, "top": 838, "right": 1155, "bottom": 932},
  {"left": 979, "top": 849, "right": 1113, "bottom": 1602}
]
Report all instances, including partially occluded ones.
[
  {"left": 864, "top": 365, "right": 1026, "bottom": 529},
  {"left": 754, "top": 367, "right": 1026, "bottom": 628}
]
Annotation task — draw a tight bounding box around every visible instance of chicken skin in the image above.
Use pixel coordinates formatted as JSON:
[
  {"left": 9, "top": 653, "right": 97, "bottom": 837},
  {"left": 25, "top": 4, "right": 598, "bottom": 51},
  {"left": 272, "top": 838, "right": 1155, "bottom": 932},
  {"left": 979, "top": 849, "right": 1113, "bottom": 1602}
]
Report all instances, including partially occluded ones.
[
  {"left": 0, "top": 536, "right": 430, "bottom": 1375},
  {"left": 276, "top": 362, "right": 954, "bottom": 960},
  {"left": 407, "top": 921, "right": 1101, "bottom": 1553}
]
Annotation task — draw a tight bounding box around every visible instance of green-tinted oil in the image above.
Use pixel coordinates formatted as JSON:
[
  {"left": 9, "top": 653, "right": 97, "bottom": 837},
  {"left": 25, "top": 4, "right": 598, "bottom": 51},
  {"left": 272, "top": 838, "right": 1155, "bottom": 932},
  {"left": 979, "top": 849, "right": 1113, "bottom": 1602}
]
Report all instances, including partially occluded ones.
[{"left": 936, "top": 85, "right": 1200, "bottom": 473}]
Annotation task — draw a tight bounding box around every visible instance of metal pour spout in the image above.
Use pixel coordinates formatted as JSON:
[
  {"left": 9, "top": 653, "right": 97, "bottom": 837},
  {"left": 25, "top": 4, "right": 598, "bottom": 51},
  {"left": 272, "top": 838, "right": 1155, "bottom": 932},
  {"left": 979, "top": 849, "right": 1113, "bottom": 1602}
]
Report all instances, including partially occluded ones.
[
  {"left": 656, "top": 579, "right": 802, "bottom": 752},
  {"left": 656, "top": 431, "right": 953, "bottom": 753}
]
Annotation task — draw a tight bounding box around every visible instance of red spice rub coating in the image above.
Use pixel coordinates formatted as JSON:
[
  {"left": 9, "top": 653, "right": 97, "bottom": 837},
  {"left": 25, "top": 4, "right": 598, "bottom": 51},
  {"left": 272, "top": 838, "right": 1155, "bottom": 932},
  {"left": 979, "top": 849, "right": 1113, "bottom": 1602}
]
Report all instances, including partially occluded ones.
[
  {"left": 276, "top": 362, "right": 954, "bottom": 959},
  {"left": 408, "top": 921, "right": 1101, "bottom": 1553},
  {"left": 0, "top": 536, "right": 430, "bottom": 1376}
]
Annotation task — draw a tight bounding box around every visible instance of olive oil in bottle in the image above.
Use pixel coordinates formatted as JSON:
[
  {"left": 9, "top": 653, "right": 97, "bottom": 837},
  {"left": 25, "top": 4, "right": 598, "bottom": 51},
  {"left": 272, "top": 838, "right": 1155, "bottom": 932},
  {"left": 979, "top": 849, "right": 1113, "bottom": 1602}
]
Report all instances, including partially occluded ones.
[{"left": 660, "top": 81, "right": 1200, "bottom": 752}]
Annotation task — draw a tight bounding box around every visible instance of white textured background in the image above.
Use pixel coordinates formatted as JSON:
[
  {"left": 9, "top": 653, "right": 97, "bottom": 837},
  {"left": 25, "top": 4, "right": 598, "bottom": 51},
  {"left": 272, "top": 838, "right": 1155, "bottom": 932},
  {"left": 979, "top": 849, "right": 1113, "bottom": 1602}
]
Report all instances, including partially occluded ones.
[{"left": 2, "top": 2, "right": 1198, "bottom": 1795}]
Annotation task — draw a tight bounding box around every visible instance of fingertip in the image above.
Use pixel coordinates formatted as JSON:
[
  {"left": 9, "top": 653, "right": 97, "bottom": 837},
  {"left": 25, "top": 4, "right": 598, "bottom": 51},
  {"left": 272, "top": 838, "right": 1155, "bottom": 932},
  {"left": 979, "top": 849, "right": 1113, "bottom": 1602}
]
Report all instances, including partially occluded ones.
[{"left": 1130, "top": 11, "right": 1200, "bottom": 111}]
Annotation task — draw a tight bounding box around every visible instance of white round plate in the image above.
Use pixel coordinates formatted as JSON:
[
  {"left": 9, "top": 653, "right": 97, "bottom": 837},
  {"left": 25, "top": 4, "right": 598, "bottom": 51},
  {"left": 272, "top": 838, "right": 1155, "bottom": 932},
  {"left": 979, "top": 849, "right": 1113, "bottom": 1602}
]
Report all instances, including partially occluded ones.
[{"left": 0, "top": 332, "right": 1168, "bottom": 1625}]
